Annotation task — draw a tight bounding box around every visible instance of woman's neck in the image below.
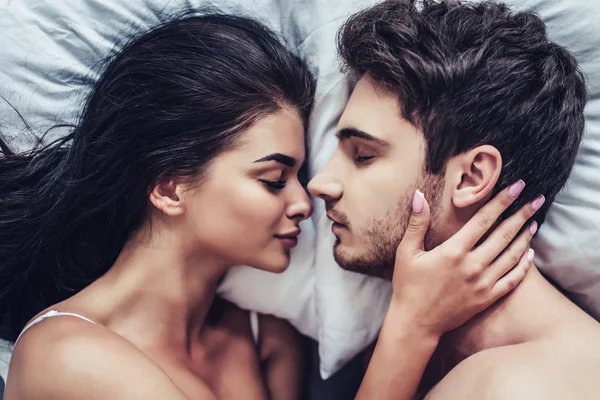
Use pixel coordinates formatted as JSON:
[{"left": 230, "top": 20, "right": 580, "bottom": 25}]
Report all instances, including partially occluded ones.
[{"left": 65, "top": 222, "right": 230, "bottom": 355}]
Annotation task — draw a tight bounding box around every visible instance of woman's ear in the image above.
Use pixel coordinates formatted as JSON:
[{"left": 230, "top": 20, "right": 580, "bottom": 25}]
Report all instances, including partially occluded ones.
[
  {"left": 449, "top": 145, "right": 502, "bottom": 209},
  {"left": 149, "top": 178, "right": 186, "bottom": 216}
]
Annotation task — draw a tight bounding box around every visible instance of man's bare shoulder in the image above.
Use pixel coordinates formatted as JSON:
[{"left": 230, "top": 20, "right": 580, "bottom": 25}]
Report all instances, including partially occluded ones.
[{"left": 426, "top": 341, "right": 600, "bottom": 400}]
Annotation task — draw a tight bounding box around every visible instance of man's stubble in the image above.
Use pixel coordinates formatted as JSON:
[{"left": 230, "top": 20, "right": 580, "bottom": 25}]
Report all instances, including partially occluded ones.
[{"left": 333, "top": 173, "right": 445, "bottom": 280}]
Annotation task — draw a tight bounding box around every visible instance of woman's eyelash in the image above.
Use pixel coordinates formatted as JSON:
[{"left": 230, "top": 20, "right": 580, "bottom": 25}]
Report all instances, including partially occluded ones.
[
  {"left": 355, "top": 155, "right": 375, "bottom": 164},
  {"left": 260, "top": 179, "right": 287, "bottom": 190}
]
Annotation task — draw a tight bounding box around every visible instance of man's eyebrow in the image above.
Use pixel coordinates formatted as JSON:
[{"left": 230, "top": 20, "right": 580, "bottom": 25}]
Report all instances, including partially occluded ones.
[
  {"left": 336, "top": 128, "right": 390, "bottom": 147},
  {"left": 253, "top": 153, "right": 296, "bottom": 167}
]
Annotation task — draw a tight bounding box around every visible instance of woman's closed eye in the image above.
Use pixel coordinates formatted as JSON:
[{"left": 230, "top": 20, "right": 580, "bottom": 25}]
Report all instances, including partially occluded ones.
[
  {"left": 259, "top": 169, "right": 288, "bottom": 191},
  {"left": 260, "top": 178, "right": 287, "bottom": 190},
  {"left": 354, "top": 150, "right": 375, "bottom": 165}
]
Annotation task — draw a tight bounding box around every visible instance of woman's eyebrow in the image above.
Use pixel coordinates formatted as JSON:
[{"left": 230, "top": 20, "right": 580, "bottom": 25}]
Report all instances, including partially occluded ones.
[{"left": 253, "top": 153, "right": 296, "bottom": 167}]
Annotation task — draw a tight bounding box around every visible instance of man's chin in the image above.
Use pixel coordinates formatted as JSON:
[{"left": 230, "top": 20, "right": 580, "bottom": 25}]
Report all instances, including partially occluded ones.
[{"left": 333, "top": 243, "right": 393, "bottom": 280}]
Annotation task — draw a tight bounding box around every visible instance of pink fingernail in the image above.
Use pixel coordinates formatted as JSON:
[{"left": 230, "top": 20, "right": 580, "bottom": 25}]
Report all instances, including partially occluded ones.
[
  {"left": 529, "top": 221, "right": 538, "bottom": 235},
  {"left": 531, "top": 195, "right": 545, "bottom": 212},
  {"left": 413, "top": 189, "right": 424, "bottom": 214},
  {"left": 508, "top": 180, "right": 525, "bottom": 198},
  {"left": 527, "top": 248, "right": 535, "bottom": 262}
]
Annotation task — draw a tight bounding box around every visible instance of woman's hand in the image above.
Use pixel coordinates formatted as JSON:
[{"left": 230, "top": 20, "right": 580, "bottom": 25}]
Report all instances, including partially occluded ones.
[
  {"left": 391, "top": 180, "right": 542, "bottom": 338},
  {"left": 355, "top": 180, "right": 542, "bottom": 400}
]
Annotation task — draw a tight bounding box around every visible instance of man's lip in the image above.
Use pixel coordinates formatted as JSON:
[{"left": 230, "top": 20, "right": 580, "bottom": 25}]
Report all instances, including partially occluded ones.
[
  {"left": 326, "top": 213, "right": 346, "bottom": 227},
  {"left": 331, "top": 222, "right": 346, "bottom": 234}
]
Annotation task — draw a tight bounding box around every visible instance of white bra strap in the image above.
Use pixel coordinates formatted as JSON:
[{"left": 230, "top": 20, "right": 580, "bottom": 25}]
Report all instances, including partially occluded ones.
[
  {"left": 250, "top": 311, "right": 260, "bottom": 346},
  {"left": 15, "top": 310, "right": 97, "bottom": 345}
]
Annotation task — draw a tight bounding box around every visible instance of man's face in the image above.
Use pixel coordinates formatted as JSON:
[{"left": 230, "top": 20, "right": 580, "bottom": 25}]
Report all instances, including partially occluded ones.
[{"left": 308, "top": 76, "right": 445, "bottom": 280}]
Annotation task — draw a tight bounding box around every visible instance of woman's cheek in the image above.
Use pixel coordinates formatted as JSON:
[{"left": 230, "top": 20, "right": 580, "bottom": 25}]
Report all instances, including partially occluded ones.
[{"left": 235, "top": 189, "right": 286, "bottom": 230}]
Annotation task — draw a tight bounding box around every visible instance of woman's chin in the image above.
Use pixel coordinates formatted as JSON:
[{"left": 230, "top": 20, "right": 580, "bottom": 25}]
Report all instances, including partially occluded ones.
[{"left": 252, "top": 251, "right": 291, "bottom": 274}]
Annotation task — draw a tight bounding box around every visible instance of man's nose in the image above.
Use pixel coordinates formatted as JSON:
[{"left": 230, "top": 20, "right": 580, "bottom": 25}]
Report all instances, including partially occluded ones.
[{"left": 308, "top": 170, "right": 343, "bottom": 203}]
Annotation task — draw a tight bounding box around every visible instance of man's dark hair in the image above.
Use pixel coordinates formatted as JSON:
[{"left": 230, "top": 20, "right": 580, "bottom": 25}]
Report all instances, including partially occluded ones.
[{"left": 338, "top": 0, "right": 587, "bottom": 222}]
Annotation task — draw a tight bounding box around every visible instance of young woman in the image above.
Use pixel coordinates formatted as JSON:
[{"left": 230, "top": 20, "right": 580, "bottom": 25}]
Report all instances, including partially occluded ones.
[
  {"left": 2, "top": 14, "right": 314, "bottom": 400},
  {"left": 0, "top": 11, "right": 534, "bottom": 400}
]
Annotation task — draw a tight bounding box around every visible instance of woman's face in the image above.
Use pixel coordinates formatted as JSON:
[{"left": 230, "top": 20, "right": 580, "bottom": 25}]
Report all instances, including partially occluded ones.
[{"left": 184, "top": 107, "right": 311, "bottom": 272}]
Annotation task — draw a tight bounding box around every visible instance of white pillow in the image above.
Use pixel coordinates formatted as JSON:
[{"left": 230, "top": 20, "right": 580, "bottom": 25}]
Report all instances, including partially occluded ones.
[
  {"left": 0, "top": 0, "right": 283, "bottom": 149},
  {"left": 300, "top": 0, "right": 600, "bottom": 379}
]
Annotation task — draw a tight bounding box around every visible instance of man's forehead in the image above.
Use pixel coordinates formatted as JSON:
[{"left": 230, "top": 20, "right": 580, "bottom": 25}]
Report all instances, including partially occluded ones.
[{"left": 338, "top": 79, "right": 414, "bottom": 144}]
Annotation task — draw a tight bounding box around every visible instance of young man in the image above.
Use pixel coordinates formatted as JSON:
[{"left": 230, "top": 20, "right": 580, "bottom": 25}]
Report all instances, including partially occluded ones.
[{"left": 308, "top": 0, "right": 600, "bottom": 398}]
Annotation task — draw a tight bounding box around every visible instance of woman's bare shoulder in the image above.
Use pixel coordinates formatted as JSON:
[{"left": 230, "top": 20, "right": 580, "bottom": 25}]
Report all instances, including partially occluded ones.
[
  {"left": 256, "top": 313, "right": 304, "bottom": 365},
  {"left": 6, "top": 316, "right": 208, "bottom": 400}
]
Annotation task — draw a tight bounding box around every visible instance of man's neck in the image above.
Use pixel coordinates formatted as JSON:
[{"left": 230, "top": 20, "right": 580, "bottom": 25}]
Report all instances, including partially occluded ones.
[{"left": 443, "top": 266, "right": 585, "bottom": 362}]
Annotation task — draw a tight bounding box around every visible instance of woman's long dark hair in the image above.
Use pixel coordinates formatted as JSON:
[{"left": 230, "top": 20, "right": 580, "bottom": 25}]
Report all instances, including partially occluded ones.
[{"left": 0, "top": 12, "right": 315, "bottom": 341}]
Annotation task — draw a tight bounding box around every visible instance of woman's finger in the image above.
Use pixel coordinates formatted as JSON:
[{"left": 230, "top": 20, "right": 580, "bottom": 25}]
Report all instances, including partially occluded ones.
[
  {"left": 446, "top": 180, "right": 525, "bottom": 253},
  {"left": 487, "top": 249, "right": 533, "bottom": 303},
  {"left": 484, "top": 221, "right": 536, "bottom": 282},
  {"left": 475, "top": 196, "right": 543, "bottom": 263},
  {"left": 396, "top": 190, "right": 431, "bottom": 256}
]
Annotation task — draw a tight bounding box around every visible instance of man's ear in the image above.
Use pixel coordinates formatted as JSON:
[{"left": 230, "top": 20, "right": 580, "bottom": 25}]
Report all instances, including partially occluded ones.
[
  {"left": 447, "top": 145, "right": 502, "bottom": 209},
  {"left": 149, "top": 178, "right": 187, "bottom": 216}
]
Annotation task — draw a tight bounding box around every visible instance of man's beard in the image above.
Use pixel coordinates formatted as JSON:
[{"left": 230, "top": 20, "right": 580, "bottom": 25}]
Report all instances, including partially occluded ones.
[{"left": 333, "top": 173, "right": 445, "bottom": 280}]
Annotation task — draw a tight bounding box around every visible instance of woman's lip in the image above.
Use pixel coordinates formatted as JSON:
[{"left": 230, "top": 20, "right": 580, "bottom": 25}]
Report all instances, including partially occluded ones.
[
  {"left": 278, "top": 236, "right": 298, "bottom": 248},
  {"left": 276, "top": 229, "right": 301, "bottom": 238}
]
